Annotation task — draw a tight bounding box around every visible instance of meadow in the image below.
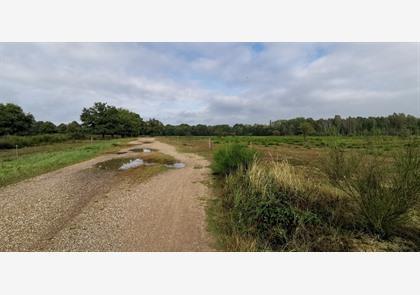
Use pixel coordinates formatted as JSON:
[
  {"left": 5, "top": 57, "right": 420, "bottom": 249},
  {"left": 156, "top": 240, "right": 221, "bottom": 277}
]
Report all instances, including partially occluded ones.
[
  {"left": 159, "top": 135, "right": 420, "bottom": 251},
  {"left": 1, "top": 134, "right": 419, "bottom": 251}
]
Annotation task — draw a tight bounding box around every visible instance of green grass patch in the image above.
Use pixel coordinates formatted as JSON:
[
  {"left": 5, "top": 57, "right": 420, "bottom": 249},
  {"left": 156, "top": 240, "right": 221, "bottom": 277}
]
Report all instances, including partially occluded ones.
[
  {"left": 212, "top": 143, "right": 257, "bottom": 175},
  {"left": 0, "top": 138, "right": 133, "bottom": 187}
]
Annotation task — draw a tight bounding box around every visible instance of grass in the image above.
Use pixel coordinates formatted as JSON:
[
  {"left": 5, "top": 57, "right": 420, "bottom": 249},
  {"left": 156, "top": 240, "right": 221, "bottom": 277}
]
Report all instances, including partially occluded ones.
[
  {"left": 0, "top": 138, "right": 134, "bottom": 187},
  {"left": 324, "top": 144, "right": 420, "bottom": 237},
  {"left": 212, "top": 143, "right": 257, "bottom": 175},
  {"left": 162, "top": 135, "right": 420, "bottom": 251},
  {"left": 208, "top": 159, "right": 352, "bottom": 251},
  {"left": 157, "top": 136, "right": 214, "bottom": 160}
]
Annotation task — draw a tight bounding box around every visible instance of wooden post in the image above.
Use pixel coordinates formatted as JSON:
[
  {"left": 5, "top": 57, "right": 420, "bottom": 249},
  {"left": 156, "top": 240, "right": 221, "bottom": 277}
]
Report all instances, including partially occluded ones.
[
  {"left": 208, "top": 138, "right": 212, "bottom": 150},
  {"left": 15, "top": 145, "right": 18, "bottom": 159},
  {"left": 90, "top": 136, "right": 93, "bottom": 144}
]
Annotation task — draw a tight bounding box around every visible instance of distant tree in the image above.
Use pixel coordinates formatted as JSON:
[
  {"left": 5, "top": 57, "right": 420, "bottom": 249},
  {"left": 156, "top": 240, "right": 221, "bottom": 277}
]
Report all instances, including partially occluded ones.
[
  {"left": 57, "top": 123, "right": 68, "bottom": 133},
  {"left": 67, "top": 121, "right": 82, "bottom": 133},
  {"left": 145, "top": 118, "right": 164, "bottom": 136},
  {"left": 299, "top": 122, "right": 315, "bottom": 141},
  {"left": 80, "top": 102, "right": 119, "bottom": 138},
  {"left": 116, "top": 108, "right": 144, "bottom": 137},
  {"left": 0, "top": 103, "right": 35, "bottom": 135},
  {"left": 212, "top": 124, "right": 232, "bottom": 136},
  {"left": 32, "top": 121, "right": 57, "bottom": 134},
  {"left": 192, "top": 124, "right": 209, "bottom": 136}
]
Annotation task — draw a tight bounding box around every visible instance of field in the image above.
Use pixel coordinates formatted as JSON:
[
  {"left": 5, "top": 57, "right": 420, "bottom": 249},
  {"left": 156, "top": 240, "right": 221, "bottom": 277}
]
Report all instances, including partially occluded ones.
[
  {"left": 159, "top": 135, "right": 420, "bottom": 251},
  {"left": 159, "top": 135, "right": 419, "bottom": 167},
  {"left": 0, "top": 138, "right": 134, "bottom": 187},
  {"left": 1, "top": 134, "right": 419, "bottom": 251}
]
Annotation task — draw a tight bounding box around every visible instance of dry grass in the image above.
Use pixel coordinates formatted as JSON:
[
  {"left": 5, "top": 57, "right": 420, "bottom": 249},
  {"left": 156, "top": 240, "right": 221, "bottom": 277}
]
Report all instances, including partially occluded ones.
[
  {"left": 158, "top": 136, "right": 419, "bottom": 251},
  {"left": 157, "top": 136, "right": 214, "bottom": 160}
]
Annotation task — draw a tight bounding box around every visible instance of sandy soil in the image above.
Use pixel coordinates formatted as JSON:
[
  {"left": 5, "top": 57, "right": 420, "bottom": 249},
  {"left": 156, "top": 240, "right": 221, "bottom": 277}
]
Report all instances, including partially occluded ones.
[{"left": 0, "top": 138, "right": 213, "bottom": 251}]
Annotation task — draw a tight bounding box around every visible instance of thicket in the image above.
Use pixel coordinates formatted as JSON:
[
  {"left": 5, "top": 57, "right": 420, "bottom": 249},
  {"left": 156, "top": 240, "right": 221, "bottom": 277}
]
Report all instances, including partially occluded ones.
[
  {"left": 208, "top": 143, "right": 420, "bottom": 251},
  {"left": 324, "top": 144, "right": 420, "bottom": 237},
  {"left": 0, "top": 134, "right": 71, "bottom": 149}
]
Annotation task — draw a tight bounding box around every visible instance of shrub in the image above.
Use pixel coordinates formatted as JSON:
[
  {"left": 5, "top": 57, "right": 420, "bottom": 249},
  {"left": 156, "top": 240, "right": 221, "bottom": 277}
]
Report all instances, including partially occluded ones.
[
  {"left": 212, "top": 143, "right": 257, "bottom": 175},
  {"left": 0, "top": 134, "right": 71, "bottom": 149},
  {"left": 324, "top": 144, "right": 420, "bottom": 237},
  {"left": 218, "top": 160, "right": 350, "bottom": 250},
  {"left": 323, "top": 145, "right": 358, "bottom": 184}
]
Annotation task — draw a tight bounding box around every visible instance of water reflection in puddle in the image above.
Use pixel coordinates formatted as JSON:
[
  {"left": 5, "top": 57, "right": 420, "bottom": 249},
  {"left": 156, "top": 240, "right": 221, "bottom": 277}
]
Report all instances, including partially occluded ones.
[
  {"left": 112, "top": 159, "right": 185, "bottom": 171},
  {"left": 129, "top": 148, "right": 154, "bottom": 153},
  {"left": 119, "top": 159, "right": 144, "bottom": 170},
  {"left": 165, "top": 162, "right": 186, "bottom": 169}
]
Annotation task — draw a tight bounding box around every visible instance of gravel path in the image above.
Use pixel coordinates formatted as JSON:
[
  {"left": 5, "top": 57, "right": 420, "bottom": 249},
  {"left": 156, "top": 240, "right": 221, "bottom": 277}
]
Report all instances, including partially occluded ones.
[{"left": 0, "top": 138, "right": 213, "bottom": 251}]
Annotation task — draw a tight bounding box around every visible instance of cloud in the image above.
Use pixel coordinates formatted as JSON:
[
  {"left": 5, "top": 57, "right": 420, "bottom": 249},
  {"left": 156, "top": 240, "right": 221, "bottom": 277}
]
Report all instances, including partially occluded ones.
[{"left": 0, "top": 42, "right": 418, "bottom": 124}]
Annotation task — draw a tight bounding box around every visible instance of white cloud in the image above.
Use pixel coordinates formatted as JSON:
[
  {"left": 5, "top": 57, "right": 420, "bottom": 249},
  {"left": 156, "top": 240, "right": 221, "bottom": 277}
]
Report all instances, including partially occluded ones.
[{"left": 0, "top": 42, "right": 418, "bottom": 124}]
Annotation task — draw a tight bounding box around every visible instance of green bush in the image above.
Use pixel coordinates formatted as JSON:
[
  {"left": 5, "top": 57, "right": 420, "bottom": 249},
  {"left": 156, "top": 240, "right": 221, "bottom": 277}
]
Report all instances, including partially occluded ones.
[
  {"left": 216, "top": 160, "right": 351, "bottom": 251},
  {"left": 323, "top": 145, "right": 358, "bottom": 184},
  {"left": 0, "top": 133, "right": 84, "bottom": 149},
  {"left": 212, "top": 143, "right": 257, "bottom": 175},
  {"left": 324, "top": 144, "right": 420, "bottom": 237}
]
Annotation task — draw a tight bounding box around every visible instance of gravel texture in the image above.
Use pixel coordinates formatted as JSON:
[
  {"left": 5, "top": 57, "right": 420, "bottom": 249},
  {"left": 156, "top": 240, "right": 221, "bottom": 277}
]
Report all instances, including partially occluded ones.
[{"left": 0, "top": 138, "right": 213, "bottom": 251}]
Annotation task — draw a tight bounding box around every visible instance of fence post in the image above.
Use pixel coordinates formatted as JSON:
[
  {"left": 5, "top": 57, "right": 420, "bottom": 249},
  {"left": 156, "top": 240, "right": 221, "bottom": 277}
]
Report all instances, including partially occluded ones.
[
  {"left": 16, "top": 145, "right": 18, "bottom": 159},
  {"left": 208, "top": 138, "right": 212, "bottom": 150}
]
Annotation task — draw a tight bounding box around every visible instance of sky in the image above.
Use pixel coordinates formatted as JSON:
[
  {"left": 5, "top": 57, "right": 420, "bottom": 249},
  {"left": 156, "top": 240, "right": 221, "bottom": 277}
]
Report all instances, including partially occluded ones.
[{"left": 0, "top": 42, "right": 419, "bottom": 125}]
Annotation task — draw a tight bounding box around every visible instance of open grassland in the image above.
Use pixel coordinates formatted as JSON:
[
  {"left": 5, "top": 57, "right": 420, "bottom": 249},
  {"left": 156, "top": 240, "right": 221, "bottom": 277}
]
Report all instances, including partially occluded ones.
[
  {"left": 0, "top": 138, "right": 134, "bottom": 187},
  {"left": 160, "top": 135, "right": 420, "bottom": 251}
]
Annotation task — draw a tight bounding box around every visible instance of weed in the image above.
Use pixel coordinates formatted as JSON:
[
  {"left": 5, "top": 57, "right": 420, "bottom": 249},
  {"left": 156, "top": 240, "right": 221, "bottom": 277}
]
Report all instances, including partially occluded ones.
[
  {"left": 211, "top": 160, "right": 351, "bottom": 251},
  {"left": 212, "top": 143, "right": 257, "bottom": 175},
  {"left": 324, "top": 144, "right": 420, "bottom": 237}
]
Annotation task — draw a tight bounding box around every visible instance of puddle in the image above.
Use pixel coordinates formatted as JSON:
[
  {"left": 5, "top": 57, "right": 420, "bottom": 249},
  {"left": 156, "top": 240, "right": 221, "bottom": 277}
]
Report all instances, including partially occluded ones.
[
  {"left": 129, "top": 148, "right": 155, "bottom": 153},
  {"left": 119, "top": 159, "right": 144, "bottom": 170},
  {"left": 96, "top": 157, "right": 142, "bottom": 170},
  {"left": 96, "top": 155, "right": 183, "bottom": 171},
  {"left": 165, "top": 162, "right": 186, "bottom": 169}
]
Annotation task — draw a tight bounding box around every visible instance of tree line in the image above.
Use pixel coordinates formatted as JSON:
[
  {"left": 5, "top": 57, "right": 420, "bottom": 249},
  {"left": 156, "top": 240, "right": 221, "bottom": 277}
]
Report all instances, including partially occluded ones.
[{"left": 1, "top": 102, "right": 419, "bottom": 137}]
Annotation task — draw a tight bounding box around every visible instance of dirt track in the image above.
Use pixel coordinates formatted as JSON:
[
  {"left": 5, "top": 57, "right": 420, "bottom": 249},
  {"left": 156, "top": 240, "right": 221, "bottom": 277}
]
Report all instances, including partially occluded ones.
[{"left": 0, "top": 138, "right": 213, "bottom": 251}]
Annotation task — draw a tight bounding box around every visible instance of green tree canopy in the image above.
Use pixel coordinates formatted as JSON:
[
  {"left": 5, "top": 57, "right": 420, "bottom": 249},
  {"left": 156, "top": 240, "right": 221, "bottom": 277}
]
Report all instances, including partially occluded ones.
[
  {"left": 80, "top": 102, "right": 144, "bottom": 137},
  {"left": 0, "top": 103, "right": 35, "bottom": 136}
]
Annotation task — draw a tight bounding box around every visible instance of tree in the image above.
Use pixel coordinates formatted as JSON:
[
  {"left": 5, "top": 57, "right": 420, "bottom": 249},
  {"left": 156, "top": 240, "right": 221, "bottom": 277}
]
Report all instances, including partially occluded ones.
[
  {"left": 67, "top": 121, "right": 82, "bottom": 133},
  {"left": 0, "top": 103, "right": 35, "bottom": 135},
  {"left": 57, "top": 123, "right": 68, "bottom": 133},
  {"left": 32, "top": 121, "right": 57, "bottom": 134},
  {"left": 145, "top": 118, "right": 164, "bottom": 136},
  {"left": 115, "top": 108, "right": 144, "bottom": 137},
  {"left": 299, "top": 122, "right": 315, "bottom": 141},
  {"left": 80, "top": 102, "right": 145, "bottom": 137},
  {"left": 80, "top": 102, "right": 119, "bottom": 138}
]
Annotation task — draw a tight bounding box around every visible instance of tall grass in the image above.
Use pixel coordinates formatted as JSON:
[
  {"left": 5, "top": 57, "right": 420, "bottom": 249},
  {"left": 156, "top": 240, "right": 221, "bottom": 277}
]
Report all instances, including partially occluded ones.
[
  {"left": 209, "top": 159, "right": 352, "bottom": 251},
  {"left": 212, "top": 143, "right": 257, "bottom": 175},
  {"left": 324, "top": 144, "right": 420, "bottom": 237}
]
